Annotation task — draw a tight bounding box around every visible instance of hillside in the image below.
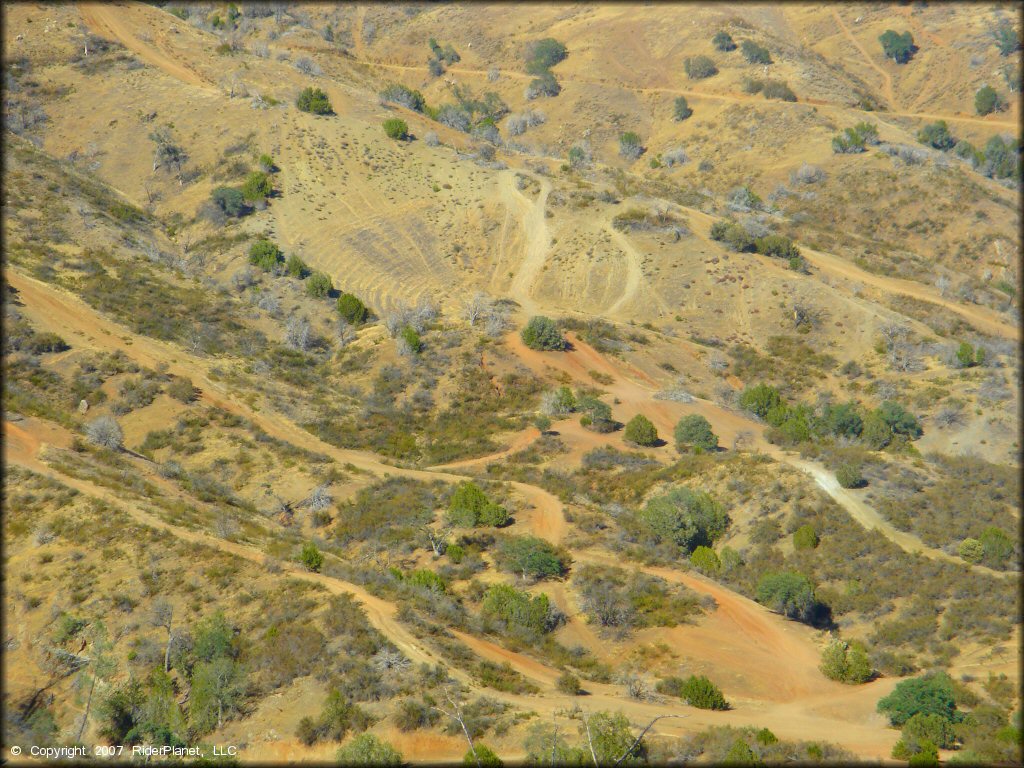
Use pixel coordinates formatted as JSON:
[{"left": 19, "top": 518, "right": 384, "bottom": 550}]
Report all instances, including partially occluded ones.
[{"left": 2, "top": 2, "right": 1020, "bottom": 766}]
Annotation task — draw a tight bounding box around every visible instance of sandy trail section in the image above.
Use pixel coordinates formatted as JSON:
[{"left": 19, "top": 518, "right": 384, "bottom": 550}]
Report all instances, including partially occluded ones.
[
  {"left": 501, "top": 170, "right": 552, "bottom": 315},
  {"left": 832, "top": 7, "right": 896, "bottom": 110},
  {"left": 79, "top": 2, "right": 215, "bottom": 90}
]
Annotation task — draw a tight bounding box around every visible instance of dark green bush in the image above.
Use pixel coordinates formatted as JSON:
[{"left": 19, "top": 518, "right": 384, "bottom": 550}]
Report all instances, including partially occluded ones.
[
  {"left": 879, "top": 30, "right": 916, "bottom": 63},
  {"left": 297, "top": 86, "right": 333, "bottom": 114},
  {"left": 712, "top": 31, "right": 736, "bottom": 52},
  {"left": 336, "top": 293, "right": 369, "bottom": 325},
  {"left": 624, "top": 414, "right": 658, "bottom": 446},
  {"left": 684, "top": 55, "right": 718, "bottom": 79},
  {"left": 521, "top": 316, "right": 566, "bottom": 350},
  {"left": 249, "top": 238, "right": 283, "bottom": 271},
  {"left": 740, "top": 40, "right": 771, "bottom": 64},
  {"left": 674, "top": 414, "right": 718, "bottom": 452},
  {"left": 382, "top": 118, "right": 409, "bottom": 140}
]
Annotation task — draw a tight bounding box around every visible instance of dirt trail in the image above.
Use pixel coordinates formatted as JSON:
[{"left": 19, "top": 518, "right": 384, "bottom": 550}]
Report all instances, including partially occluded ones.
[
  {"left": 79, "top": 2, "right": 215, "bottom": 90},
  {"left": 501, "top": 170, "right": 552, "bottom": 314},
  {"left": 6, "top": 427, "right": 900, "bottom": 760},
  {"left": 604, "top": 223, "right": 647, "bottom": 317},
  {"left": 1, "top": 270, "right": 977, "bottom": 759},
  {"left": 504, "top": 329, "right": 1007, "bottom": 575},
  {"left": 682, "top": 204, "right": 1019, "bottom": 342},
  {"left": 334, "top": 51, "right": 1017, "bottom": 129},
  {"left": 832, "top": 8, "right": 896, "bottom": 110},
  {"left": 800, "top": 246, "right": 1020, "bottom": 341}
]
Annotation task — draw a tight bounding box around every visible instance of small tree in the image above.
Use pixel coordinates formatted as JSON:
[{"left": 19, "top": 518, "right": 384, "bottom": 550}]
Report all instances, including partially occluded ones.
[
  {"left": 299, "top": 542, "right": 324, "bottom": 572},
  {"left": 835, "top": 463, "right": 864, "bottom": 489},
  {"left": 739, "top": 383, "right": 782, "bottom": 418},
  {"left": 877, "top": 672, "right": 958, "bottom": 726},
  {"left": 211, "top": 186, "right": 246, "bottom": 217},
  {"left": 241, "top": 170, "right": 273, "bottom": 202},
  {"left": 464, "top": 744, "right": 502, "bottom": 767},
  {"left": 712, "top": 31, "right": 737, "bottom": 51},
  {"left": 286, "top": 254, "right": 309, "bottom": 278},
  {"left": 336, "top": 293, "right": 369, "bottom": 325},
  {"left": 249, "top": 238, "right": 283, "bottom": 271},
  {"left": 297, "top": 86, "right": 333, "bottom": 114},
  {"left": 521, "top": 316, "right": 566, "bottom": 350},
  {"left": 792, "top": 524, "right": 819, "bottom": 550},
  {"left": 337, "top": 734, "right": 403, "bottom": 766},
  {"left": 624, "top": 414, "right": 658, "bottom": 446},
  {"left": 992, "top": 21, "right": 1021, "bottom": 56},
  {"left": 917, "top": 121, "right": 955, "bottom": 150},
  {"left": 684, "top": 55, "right": 717, "bottom": 79},
  {"left": 618, "top": 132, "right": 644, "bottom": 160},
  {"left": 689, "top": 545, "right": 720, "bottom": 574},
  {"left": 306, "top": 271, "right": 333, "bottom": 298},
  {"left": 674, "top": 414, "right": 718, "bottom": 452},
  {"left": 879, "top": 30, "right": 916, "bottom": 64},
  {"left": 556, "top": 671, "right": 582, "bottom": 695},
  {"left": 820, "top": 639, "right": 873, "bottom": 684},
  {"left": 85, "top": 415, "right": 124, "bottom": 450},
  {"left": 975, "top": 84, "right": 1004, "bottom": 115},
  {"left": 673, "top": 96, "right": 693, "bottom": 121},
  {"left": 399, "top": 325, "right": 423, "bottom": 355},
  {"left": 383, "top": 118, "right": 409, "bottom": 140},
  {"left": 958, "top": 537, "right": 984, "bottom": 564},
  {"left": 258, "top": 153, "right": 275, "bottom": 172},
  {"left": 740, "top": 39, "right": 771, "bottom": 64},
  {"left": 755, "top": 571, "right": 816, "bottom": 622},
  {"left": 680, "top": 675, "right": 728, "bottom": 710}
]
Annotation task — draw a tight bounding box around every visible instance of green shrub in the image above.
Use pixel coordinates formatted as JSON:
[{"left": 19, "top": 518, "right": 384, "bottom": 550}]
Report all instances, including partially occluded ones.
[
  {"left": 978, "top": 526, "right": 1015, "bottom": 569},
  {"left": 673, "top": 96, "right": 693, "bottom": 121},
  {"left": 464, "top": 744, "right": 502, "bottom": 767},
  {"left": 754, "top": 234, "right": 799, "bottom": 259},
  {"left": 382, "top": 118, "right": 409, "bottom": 140},
  {"left": 917, "top": 121, "right": 955, "bottom": 150},
  {"left": 755, "top": 571, "right": 816, "bottom": 622},
  {"left": 958, "top": 538, "right": 984, "bottom": 564},
  {"left": 793, "top": 524, "right": 819, "bottom": 550},
  {"left": 674, "top": 414, "right": 718, "bottom": 452},
  {"left": 712, "top": 31, "right": 736, "bottom": 52},
  {"left": 249, "top": 238, "right": 283, "bottom": 271},
  {"left": 527, "top": 38, "right": 568, "bottom": 69},
  {"left": 447, "top": 481, "right": 508, "bottom": 528},
  {"left": 556, "top": 671, "right": 581, "bottom": 695},
  {"left": 286, "top": 254, "right": 309, "bottom": 278},
  {"left": 877, "top": 672, "right": 958, "bottom": 726},
  {"left": 379, "top": 83, "right": 426, "bottom": 112},
  {"left": 685, "top": 55, "right": 718, "bottom": 79},
  {"left": 835, "top": 463, "right": 864, "bottom": 489},
  {"left": 521, "top": 316, "right": 566, "bottom": 350},
  {"left": 638, "top": 487, "right": 728, "bottom": 552},
  {"left": 903, "top": 712, "right": 957, "bottom": 749},
  {"left": 406, "top": 569, "right": 446, "bottom": 593},
  {"left": 297, "top": 86, "right": 333, "bottom": 114},
  {"left": 619, "top": 131, "right": 644, "bottom": 160},
  {"left": 741, "top": 385, "right": 778, "bottom": 421},
  {"left": 756, "top": 728, "right": 778, "bottom": 746},
  {"left": 299, "top": 542, "right": 323, "bottom": 572},
  {"left": 306, "top": 272, "right": 333, "bottom": 298},
  {"left": 993, "top": 21, "right": 1021, "bottom": 56},
  {"left": 690, "top": 545, "right": 720, "bottom": 574},
  {"left": 710, "top": 220, "right": 755, "bottom": 251},
  {"left": 496, "top": 536, "right": 569, "bottom": 580},
  {"left": 820, "top": 639, "right": 873, "bottom": 684},
  {"left": 761, "top": 80, "right": 797, "bottom": 101},
  {"left": 336, "top": 293, "right": 368, "bottom": 325},
  {"left": 336, "top": 734, "right": 402, "bottom": 765},
  {"left": 879, "top": 30, "right": 916, "bottom": 64},
  {"left": 482, "top": 584, "right": 554, "bottom": 636},
  {"left": 211, "top": 186, "right": 246, "bottom": 217},
  {"left": 975, "top": 85, "right": 1005, "bottom": 116},
  {"left": 624, "top": 414, "right": 658, "bottom": 446},
  {"left": 740, "top": 39, "right": 771, "bottom": 64},
  {"left": 167, "top": 376, "right": 197, "bottom": 403},
  {"left": 680, "top": 675, "right": 729, "bottom": 710},
  {"left": 241, "top": 170, "right": 273, "bottom": 202},
  {"left": 400, "top": 326, "right": 423, "bottom": 354}
]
